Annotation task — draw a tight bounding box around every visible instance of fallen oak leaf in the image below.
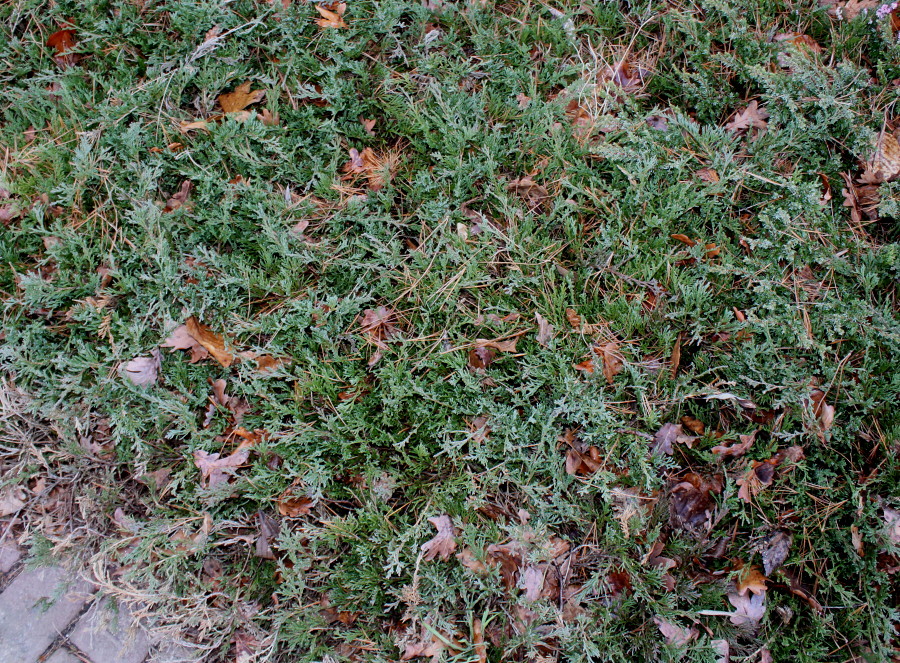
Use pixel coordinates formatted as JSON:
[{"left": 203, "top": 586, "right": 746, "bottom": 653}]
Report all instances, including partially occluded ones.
[
  {"left": 179, "top": 119, "right": 210, "bottom": 134},
  {"left": 206, "top": 379, "right": 250, "bottom": 427},
  {"left": 808, "top": 388, "right": 835, "bottom": 440},
  {"left": 506, "top": 176, "right": 549, "bottom": 209},
  {"left": 883, "top": 507, "right": 900, "bottom": 546},
  {"left": 725, "top": 101, "right": 769, "bottom": 134},
  {"left": 712, "top": 431, "right": 757, "bottom": 458},
  {"left": 759, "top": 530, "right": 792, "bottom": 575},
  {"left": 186, "top": 317, "right": 234, "bottom": 367},
  {"left": 315, "top": 2, "right": 348, "bottom": 28},
  {"left": 475, "top": 337, "right": 518, "bottom": 353},
  {"left": 161, "top": 316, "right": 234, "bottom": 367},
  {"left": 573, "top": 358, "right": 594, "bottom": 373},
  {"left": 421, "top": 515, "right": 457, "bottom": 561},
  {"left": 47, "top": 28, "right": 78, "bottom": 68},
  {"left": 277, "top": 481, "right": 314, "bottom": 517},
  {"left": 163, "top": 180, "right": 192, "bottom": 213},
  {"left": 161, "top": 323, "right": 209, "bottom": 363},
  {"left": 219, "top": 82, "right": 265, "bottom": 113},
  {"left": 736, "top": 459, "right": 776, "bottom": 503},
  {"left": 193, "top": 437, "right": 255, "bottom": 488},
  {"left": 594, "top": 341, "right": 623, "bottom": 385},
  {"left": 535, "top": 312, "right": 554, "bottom": 347},
  {"left": 669, "top": 473, "right": 720, "bottom": 532},
  {"left": 727, "top": 590, "right": 766, "bottom": 626},
  {"left": 123, "top": 348, "right": 161, "bottom": 387},
  {"left": 736, "top": 565, "right": 768, "bottom": 596},
  {"left": 653, "top": 423, "right": 698, "bottom": 456},
  {"left": 654, "top": 617, "right": 698, "bottom": 647}
]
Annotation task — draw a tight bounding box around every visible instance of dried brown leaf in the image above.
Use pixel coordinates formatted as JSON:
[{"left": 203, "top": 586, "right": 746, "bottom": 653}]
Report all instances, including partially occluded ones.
[
  {"left": 506, "top": 177, "right": 549, "bottom": 209},
  {"left": 595, "top": 341, "right": 623, "bottom": 385},
  {"left": 421, "top": 515, "right": 457, "bottom": 561},
  {"left": 654, "top": 617, "right": 698, "bottom": 647},
  {"left": 725, "top": 101, "right": 769, "bottom": 134},
  {"left": 47, "top": 28, "right": 78, "bottom": 68},
  {"left": 727, "top": 591, "right": 765, "bottom": 626},
  {"left": 736, "top": 566, "right": 768, "bottom": 596},
  {"left": 161, "top": 324, "right": 209, "bottom": 363},
  {"left": 193, "top": 439, "right": 254, "bottom": 488},
  {"left": 760, "top": 530, "right": 792, "bottom": 575},
  {"left": 535, "top": 312, "right": 554, "bottom": 347},
  {"left": 255, "top": 511, "right": 279, "bottom": 560},
  {"left": 712, "top": 431, "right": 756, "bottom": 458},
  {"left": 884, "top": 507, "right": 900, "bottom": 545},
  {"left": 315, "top": 2, "right": 348, "bottom": 29},
  {"left": 123, "top": 348, "right": 161, "bottom": 386},
  {"left": 219, "top": 82, "right": 266, "bottom": 113},
  {"left": 163, "top": 180, "right": 192, "bottom": 213},
  {"left": 186, "top": 316, "right": 234, "bottom": 367}
]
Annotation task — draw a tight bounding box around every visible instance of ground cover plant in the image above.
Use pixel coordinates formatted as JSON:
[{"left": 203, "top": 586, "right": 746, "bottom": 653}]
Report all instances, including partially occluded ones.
[{"left": 1, "top": 0, "right": 900, "bottom": 661}]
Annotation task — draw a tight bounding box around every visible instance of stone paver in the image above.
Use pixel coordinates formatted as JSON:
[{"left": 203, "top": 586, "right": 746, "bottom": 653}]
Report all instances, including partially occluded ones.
[
  {"left": 44, "top": 649, "right": 83, "bottom": 663},
  {"left": 0, "top": 566, "right": 92, "bottom": 663},
  {"left": 67, "top": 598, "right": 149, "bottom": 663},
  {"left": 0, "top": 540, "right": 21, "bottom": 574},
  {"left": 151, "top": 643, "right": 197, "bottom": 663}
]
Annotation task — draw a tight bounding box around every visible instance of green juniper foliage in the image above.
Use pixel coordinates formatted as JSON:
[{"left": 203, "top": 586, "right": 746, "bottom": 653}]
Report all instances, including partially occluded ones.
[{"left": 1, "top": 0, "right": 899, "bottom": 661}]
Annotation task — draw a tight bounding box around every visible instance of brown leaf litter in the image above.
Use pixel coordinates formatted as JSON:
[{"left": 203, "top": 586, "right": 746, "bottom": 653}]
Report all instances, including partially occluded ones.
[{"left": 161, "top": 316, "right": 234, "bottom": 368}]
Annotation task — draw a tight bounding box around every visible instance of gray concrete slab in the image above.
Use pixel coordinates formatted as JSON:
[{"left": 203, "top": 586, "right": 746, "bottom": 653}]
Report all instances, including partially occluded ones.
[
  {"left": 0, "top": 565, "right": 92, "bottom": 663},
  {"left": 67, "top": 598, "right": 148, "bottom": 663},
  {"left": 43, "top": 648, "right": 83, "bottom": 663},
  {"left": 0, "top": 541, "right": 21, "bottom": 574}
]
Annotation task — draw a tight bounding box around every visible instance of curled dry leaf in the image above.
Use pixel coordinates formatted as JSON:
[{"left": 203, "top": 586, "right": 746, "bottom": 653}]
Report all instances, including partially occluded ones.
[
  {"left": 861, "top": 131, "right": 900, "bottom": 184},
  {"left": 400, "top": 622, "right": 457, "bottom": 661},
  {"left": 600, "top": 59, "right": 647, "bottom": 96},
  {"left": 475, "top": 337, "right": 518, "bottom": 353},
  {"left": 163, "top": 180, "right": 192, "bottom": 213},
  {"left": 123, "top": 348, "right": 161, "bottom": 386},
  {"left": 535, "top": 312, "right": 553, "bottom": 347},
  {"left": 680, "top": 415, "right": 705, "bottom": 435},
  {"left": 725, "top": 101, "right": 769, "bottom": 134},
  {"left": 654, "top": 617, "right": 698, "bottom": 647},
  {"left": 712, "top": 431, "right": 757, "bottom": 458},
  {"left": 594, "top": 341, "right": 623, "bottom": 385},
  {"left": 737, "top": 459, "right": 777, "bottom": 503},
  {"left": 652, "top": 423, "right": 698, "bottom": 456},
  {"left": 759, "top": 530, "right": 791, "bottom": 575},
  {"left": 255, "top": 511, "right": 279, "bottom": 560},
  {"left": 277, "top": 481, "right": 314, "bottom": 517},
  {"left": 696, "top": 167, "right": 719, "bottom": 183},
  {"left": 190, "top": 319, "right": 235, "bottom": 367},
  {"left": 727, "top": 590, "right": 765, "bottom": 626},
  {"left": 219, "top": 82, "right": 266, "bottom": 114},
  {"left": 161, "top": 323, "right": 208, "bottom": 363},
  {"left": 669, "top": 473, "right": 720, "bottom": 532},
  {"left": 315, "top": 2, "right": 348, "bottom": 29},
  {"left": 573, "top": 358, "right": 594, "bottom": 373},
  {"left": 47, "top": 28, "right": 78, "bottom": 68},
  {"left": 808, "top": 388, "right": 835, "bottom": 440},
  {"left": 0, "top": 486, "right": 27, "bottom": 517},
  {"left": 712, "top": 639, "right": 730, "bottom": 663},
  {"left": 193, "top": 437, "right": 255, "bottom": 488},
  {"left": 883, "top": 507, "right": 900, "bottom": 546},
  {"left": 421, "top": 515, "right": 457, "bottom": 561},
  {"left": 736, "top": 566, "right": 768, "bottom": 596},
  {"left": 702, "top": 391, "right": 757, "bottom": 410},
  {"left": 506, "top": 177, "right": 549, "bottom": 209},
  {"left": 206, "top": 379, "right": 250, "bottom": 426}
]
